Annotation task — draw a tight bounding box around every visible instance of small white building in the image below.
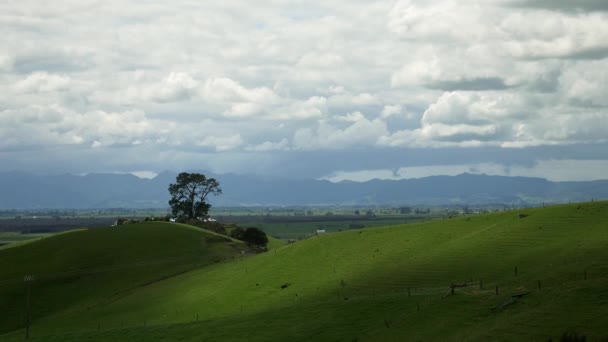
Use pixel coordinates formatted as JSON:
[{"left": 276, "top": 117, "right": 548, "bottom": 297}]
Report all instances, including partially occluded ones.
[{"left": 316, "top": 229, "right": 326, "bottom": 234}]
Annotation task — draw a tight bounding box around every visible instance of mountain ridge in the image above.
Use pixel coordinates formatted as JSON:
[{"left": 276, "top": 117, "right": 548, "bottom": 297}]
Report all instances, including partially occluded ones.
[{"left": 0, "top": 171, "right": 607, "bottom": 209}]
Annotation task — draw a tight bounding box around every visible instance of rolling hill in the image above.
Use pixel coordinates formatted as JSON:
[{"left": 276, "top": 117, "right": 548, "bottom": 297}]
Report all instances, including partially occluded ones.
[
  {"left": 1, "top": 202, "right": 607, "bottom": 341},
  {"left": 0, "top": 222, "right": 246, "bottom": 335}
]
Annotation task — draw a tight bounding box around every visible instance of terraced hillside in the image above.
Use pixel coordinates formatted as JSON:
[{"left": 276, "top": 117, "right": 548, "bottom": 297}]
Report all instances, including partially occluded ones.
[{"left": 2, "top": 202, "right": 608, "bottom": 341}]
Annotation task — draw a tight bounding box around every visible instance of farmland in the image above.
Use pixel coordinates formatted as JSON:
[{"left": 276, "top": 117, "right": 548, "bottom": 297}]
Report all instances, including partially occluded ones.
[
  {"left": 216, "top": 213, "right": 435, "bottom": 240},
  {"left": 0, "top": 206, "right": 445, "bottom": 242},
  {"left": 1, "top": 201, "right": 607, "bottom": 341}
]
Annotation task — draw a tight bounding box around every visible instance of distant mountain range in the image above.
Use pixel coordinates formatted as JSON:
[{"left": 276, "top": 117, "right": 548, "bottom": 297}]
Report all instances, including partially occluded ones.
[{"left": 0, "top": 171, "right": 607, "bottom": 209}]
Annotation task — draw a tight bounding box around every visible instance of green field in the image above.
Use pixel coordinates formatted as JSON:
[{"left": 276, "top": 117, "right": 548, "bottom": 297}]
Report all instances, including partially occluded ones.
[
  {"left": 229, "top": 216, "right": 432, "bottom": 240},
  {"left": 0, "top": 233, "right": 53, "bottom": 250},
  {"left": 1, "top": 202, "right": 607, "bottom": 341}
]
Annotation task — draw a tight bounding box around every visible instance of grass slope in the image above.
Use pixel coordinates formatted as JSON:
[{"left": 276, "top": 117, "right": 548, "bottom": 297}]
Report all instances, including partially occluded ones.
[
  {"left": 0, "top": 222, "right": 244, "bottom": 335},
  {"left": 2, "top": 202, "right": 608, "bottom": 341},
  {"left": 0, "top": 232, "right": 53, "bottom": 250}
]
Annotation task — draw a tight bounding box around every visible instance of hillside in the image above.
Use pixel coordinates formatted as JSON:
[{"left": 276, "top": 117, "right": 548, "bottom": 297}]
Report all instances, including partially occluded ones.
[
  {"left": 0, "top": 222, "right": 245, "bottom": 335},
  {"left": 1, "top": 202, "right": 608, "bottom": 341},
  {"left": 2, "top": 171, "right": 608, "bottom": 208}
]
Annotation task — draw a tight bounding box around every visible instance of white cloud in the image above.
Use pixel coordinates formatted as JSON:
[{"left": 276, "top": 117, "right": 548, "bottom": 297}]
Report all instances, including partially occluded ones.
[
  {"left": 0, "top": 54, "right": 14, "bottom": 71},
  {"left": 328, "top": 91, "right": 379, "bottom": 107},
  {"left": 15, "top": 72, "right": 71, "bottom": 93},
  {"left": 196, "top": 134, "right": 244, "bottom": 152},
  {"left": 202, "top": 77, "right": 278, "bottom": 104},
  {"left": 381, "top": 105, "right": 402, "bottom": 118},
  {"left": 245, "top": 138, "right": 290, "bottom": 152},
  {"left": 560, "top": 60, "right": 608, "bottom": 106},
  {"left": 122, "top": 72, "right": 199, "bottom": 103},
  {"left": 388, "top": 0, "right": 486, "bottom": 42},
  {"left": 499, "top": 11, "right": 608, "bottom": 59},
  {"left": 297, "top": 52, "right": 344, "bottom": 68},
  {"left": 270, "top": 96, "right": 327, "bottom": 120},
  {"left": 293, "top": 116, "right": 389, "bottom": 150}
]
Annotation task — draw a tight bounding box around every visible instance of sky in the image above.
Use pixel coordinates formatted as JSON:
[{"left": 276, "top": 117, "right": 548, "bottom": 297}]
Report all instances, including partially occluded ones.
[{"left": 1, "top": 0, "right": 607, "bottom": 182}]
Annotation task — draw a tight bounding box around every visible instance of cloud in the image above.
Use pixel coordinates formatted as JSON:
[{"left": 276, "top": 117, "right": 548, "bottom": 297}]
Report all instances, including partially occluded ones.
[
  {"left": 293, "top": 115, "right": 389, "bottom": 150},
  {"left": 105, "top": 72, "right": 200, "bottom": 104},
  {"left": 15, "top": 72, "right": 71, "bottom": 93},
  {"left": 202, "top": 77, "right": 278, "bottom": 104},
  {"left": 381, "top": 105, "right": 402, "bottom": 118},
  {"left": 388, "top": 1, "right": 486, "bottom": 42},
  {"left": 0, "top": 54, "right": 13, "bottom": 71},
  {"left": 560, "top": 60, "right": 608, "bottom": 106},
  {"left": 0, "top": 0, "right": 607, "bottom": 181},
  {"left": 196, "top": 134, "right": 244, "bottom": 152},
  {"left": 379, "top": 90, "right": 608, "bottom": 148},
  {"left": 508, "top": 0, "right": 608, "bottom": 13},
  {"left": 297, "top": 52, "right": 344, "bottom": 68},
  {"left": 245, "top": 138, "right": 290, "bottom": 152}
]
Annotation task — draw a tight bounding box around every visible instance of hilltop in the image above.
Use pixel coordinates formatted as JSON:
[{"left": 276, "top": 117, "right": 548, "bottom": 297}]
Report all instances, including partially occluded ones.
[{"left": 1, "top": 202, "right": 607, "bottom": 341}]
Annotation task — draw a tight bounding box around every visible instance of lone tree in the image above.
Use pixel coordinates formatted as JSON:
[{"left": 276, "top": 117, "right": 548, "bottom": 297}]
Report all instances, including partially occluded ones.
[{"left": 168, "top": 172, "right": 222, "bottom": 220}]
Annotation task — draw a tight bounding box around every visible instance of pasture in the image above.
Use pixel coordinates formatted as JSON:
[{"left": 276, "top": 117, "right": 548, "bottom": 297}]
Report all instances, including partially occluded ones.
[{"left": 1, "top": 201, "right": 607, "bottom": 341}]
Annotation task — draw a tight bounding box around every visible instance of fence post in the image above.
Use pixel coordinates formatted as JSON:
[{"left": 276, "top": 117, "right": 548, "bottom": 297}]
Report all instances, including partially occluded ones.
[
  {"left": 514, "top": 266, "right": 518, "bottom": 276},
  {"left": 495, "top": 286, "right": 499, "bottom": 295}
]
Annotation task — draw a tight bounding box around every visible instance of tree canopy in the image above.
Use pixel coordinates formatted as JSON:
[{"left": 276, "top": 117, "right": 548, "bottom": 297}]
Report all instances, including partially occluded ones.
[
  {"left": 168, "top": 172, "right": 221, "bottom": 220},
  {"left": 230, "top": 227, "right": 268, "bottom": 247}
]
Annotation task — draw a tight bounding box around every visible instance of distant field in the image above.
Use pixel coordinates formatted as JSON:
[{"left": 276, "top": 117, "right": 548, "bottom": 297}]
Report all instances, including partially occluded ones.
[
  {"left": 0, "top": 211, "right": 437, "bottom": 240},
  {"left": 0, "top": 217, "right": 116, "bottom": 233},
  {"left": 217, "top": 214, "right": 435, "bottom": 240},
  {"left": 1, "top": 202, "right": 607, "bottom": 341}
]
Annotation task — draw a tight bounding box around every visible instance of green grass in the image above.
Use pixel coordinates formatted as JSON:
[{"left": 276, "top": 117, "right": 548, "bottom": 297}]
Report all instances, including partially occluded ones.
[
  {"left": 1, "top": 202, "right": 608, "bottom": 341},
  {"left": 0, "top": 222, "right": 245, "bottom": 335},
  {"left": 0, "top": 232, "right": 53, "bottom": 250},
  {"left": 266, "top": 235, "right": 287, "bottom": 250}
]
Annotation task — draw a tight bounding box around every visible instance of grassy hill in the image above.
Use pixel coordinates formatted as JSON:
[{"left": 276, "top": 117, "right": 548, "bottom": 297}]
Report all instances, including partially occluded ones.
[
  {"left": 0, "top": 222, "right": 245, "bottom": 335},
  {"left": 2, "top": 202, "right": 608, "bottom": 341}
]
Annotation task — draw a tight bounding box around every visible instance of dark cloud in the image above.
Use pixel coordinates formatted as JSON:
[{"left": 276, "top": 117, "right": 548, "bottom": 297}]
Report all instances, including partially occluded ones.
[
  {"left": 566, "top": 47, "right": 608, "bottom": 60},
  {"left": 509, "top": 0, "right": 608, "bottom": 12},
  {"left": 525, "top": 69, "right": 561, "bottom": 93},
  {"left": 13, "top": 53, "right": 93, "bottom": 74},
  {"left": 428, "top": 77, "right": 510, "bottom": 91}
]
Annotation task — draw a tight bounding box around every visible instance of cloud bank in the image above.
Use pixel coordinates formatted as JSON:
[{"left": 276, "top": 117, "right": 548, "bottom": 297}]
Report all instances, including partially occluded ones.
[{"left": 0, "top": 0, "right": 607, "bottom": 181}]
